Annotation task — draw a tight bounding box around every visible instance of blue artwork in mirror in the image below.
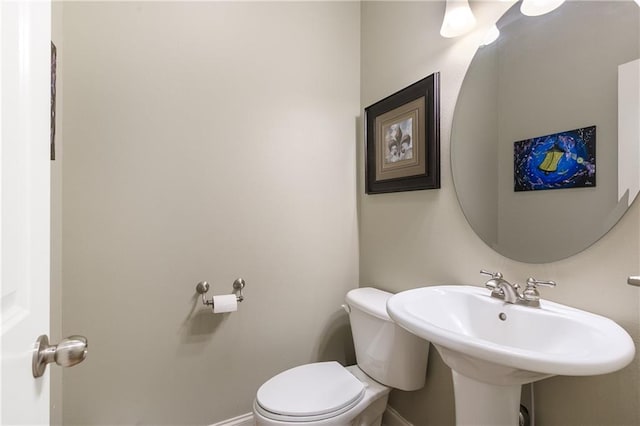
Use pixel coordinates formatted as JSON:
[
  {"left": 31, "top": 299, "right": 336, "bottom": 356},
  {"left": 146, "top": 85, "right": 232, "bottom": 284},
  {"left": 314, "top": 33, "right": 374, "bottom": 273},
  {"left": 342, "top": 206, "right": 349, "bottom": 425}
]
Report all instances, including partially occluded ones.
[{"left": 514, "top": 126, "right": 596, "bottom": 192}]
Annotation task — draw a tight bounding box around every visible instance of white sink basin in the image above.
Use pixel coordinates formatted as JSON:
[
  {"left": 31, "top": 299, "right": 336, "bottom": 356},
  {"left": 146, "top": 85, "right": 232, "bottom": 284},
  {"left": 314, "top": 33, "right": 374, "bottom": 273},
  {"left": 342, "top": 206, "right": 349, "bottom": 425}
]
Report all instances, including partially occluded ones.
[
  {"left": 387, "top": 285, "right": 636, "bottom": 425},
  {"left": 387, "top": 285, "right": 634, "bottom": 381}
]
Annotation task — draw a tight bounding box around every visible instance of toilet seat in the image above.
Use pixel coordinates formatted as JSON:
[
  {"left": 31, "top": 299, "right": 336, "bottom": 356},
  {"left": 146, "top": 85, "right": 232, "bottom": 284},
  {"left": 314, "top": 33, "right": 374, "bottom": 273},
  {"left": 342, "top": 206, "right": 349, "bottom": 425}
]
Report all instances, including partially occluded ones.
[{"left": 255, "top": 361, "right": 366, "bottom": 422}]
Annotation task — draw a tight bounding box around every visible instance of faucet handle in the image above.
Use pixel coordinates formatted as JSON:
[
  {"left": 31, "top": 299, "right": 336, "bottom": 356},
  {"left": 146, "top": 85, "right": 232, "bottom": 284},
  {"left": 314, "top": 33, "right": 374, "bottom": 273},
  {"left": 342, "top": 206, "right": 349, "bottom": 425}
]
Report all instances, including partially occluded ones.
[
  {"left": 480, "top": 270, "right": 503, "bottom": 292},
  {"left": 522, "top": 277, "right": 556, "bottom": 307},
  {"left": 526, "top": 277, "right": 557, "bottom": 288},
  {"left": 480, "top": 269, "right": 503, "bottom": 279}
]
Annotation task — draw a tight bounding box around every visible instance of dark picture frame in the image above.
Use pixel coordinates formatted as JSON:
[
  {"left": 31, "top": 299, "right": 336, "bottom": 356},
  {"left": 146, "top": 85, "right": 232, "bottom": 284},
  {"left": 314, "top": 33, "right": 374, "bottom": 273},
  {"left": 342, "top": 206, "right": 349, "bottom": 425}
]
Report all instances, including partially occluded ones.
[{"left": 365, "top": 73, "right": 440, "bottom": 194}]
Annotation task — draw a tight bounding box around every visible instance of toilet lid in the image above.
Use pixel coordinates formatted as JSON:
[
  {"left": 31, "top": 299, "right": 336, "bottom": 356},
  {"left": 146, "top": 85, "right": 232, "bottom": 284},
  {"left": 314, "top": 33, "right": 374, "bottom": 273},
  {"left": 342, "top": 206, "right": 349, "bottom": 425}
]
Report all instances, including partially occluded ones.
[{"left": 256, "top": 361, "right": 365, "bottom": 421}]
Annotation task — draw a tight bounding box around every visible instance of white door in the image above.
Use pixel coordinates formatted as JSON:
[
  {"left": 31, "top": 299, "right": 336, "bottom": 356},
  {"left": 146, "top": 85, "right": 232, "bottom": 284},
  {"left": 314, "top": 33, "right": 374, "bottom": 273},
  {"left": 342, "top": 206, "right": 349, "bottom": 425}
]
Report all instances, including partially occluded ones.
[{"left": 1, "top": 1, "right": 52, "bottom": 424}]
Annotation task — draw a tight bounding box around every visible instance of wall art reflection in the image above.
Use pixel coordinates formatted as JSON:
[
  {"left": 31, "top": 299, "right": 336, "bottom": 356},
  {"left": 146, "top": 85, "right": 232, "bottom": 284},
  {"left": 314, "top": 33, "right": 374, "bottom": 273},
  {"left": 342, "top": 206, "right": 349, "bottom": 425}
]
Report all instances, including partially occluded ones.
[{"left": 514, "top": 126, "right": 596, "bottom": 192}]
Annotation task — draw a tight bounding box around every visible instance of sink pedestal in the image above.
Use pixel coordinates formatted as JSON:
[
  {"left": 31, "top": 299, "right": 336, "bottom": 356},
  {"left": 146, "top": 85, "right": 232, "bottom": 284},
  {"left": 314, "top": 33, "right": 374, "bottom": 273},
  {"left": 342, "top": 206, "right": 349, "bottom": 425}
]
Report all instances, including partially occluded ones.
[
  {"left": 452, "top": 371, "right": 520, "bottom": 426},
  {"left": 436, "top": 344, "right": 548, "bottom": 425}
]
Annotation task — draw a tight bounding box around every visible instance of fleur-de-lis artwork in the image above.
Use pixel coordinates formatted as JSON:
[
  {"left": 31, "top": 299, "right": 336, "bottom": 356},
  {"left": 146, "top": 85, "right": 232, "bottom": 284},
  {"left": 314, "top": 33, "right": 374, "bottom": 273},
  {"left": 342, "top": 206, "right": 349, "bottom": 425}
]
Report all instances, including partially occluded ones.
[{"left": 365, "top": 73, "right": 441, "bottom": 194}]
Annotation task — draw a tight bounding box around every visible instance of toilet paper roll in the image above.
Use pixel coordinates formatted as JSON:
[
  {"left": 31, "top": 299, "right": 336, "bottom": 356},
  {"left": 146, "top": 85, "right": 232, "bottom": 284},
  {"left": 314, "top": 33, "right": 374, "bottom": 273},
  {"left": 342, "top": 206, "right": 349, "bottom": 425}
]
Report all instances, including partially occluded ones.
[{"left": 212, "top": 294, "right": 238, "bottom": 313}]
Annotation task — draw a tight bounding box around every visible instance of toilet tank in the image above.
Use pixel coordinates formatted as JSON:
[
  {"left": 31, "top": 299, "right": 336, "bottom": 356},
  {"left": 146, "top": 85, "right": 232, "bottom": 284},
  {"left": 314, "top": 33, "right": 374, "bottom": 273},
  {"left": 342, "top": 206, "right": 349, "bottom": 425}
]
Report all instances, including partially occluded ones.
[{"left": 345, "top": 287, "right": 429, "bottom": 391}]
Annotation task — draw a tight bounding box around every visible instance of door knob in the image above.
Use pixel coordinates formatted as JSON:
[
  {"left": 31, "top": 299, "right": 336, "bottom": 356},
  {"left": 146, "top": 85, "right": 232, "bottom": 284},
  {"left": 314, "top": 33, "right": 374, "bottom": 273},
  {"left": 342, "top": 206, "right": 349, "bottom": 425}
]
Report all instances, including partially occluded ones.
[{"left": 32, "top": 334, "right": 88, "bottom": 378}]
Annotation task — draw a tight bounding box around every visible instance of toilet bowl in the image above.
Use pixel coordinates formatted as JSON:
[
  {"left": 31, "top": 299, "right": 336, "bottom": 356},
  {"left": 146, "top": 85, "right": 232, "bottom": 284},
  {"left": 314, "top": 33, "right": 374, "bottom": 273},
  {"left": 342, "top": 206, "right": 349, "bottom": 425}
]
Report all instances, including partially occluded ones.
[
  {"left": 252, "top": 287, "right": 430, "bottom": 426},
  {"left": 253, "top": 363, "right": 389, "bottom": 426}
]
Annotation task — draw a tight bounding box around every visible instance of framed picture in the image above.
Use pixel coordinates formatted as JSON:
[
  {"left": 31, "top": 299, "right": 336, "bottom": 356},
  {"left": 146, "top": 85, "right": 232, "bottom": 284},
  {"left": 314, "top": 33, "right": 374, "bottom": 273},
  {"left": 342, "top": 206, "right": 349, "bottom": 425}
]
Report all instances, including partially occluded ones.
[
  {"left": 514, "top": 125, "right": 596, "bottom": 192},
  {"left": 364, "top": 73, "right": 440, "bottom": 194}
]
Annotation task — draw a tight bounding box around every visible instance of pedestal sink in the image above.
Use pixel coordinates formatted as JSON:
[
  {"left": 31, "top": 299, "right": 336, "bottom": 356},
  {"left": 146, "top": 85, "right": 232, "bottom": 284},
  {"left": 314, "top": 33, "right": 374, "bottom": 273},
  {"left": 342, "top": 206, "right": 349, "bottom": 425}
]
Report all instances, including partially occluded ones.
[{"left": 386, "top": 285, "right": 635, "bottom": 426}]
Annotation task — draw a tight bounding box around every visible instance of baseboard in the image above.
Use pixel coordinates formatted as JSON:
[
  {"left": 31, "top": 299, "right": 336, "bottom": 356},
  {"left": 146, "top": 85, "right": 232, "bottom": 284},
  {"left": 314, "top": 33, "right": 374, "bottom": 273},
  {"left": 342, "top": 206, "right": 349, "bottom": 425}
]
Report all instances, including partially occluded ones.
[
  {"left": 210, "top": 406, "right": 411, "bottom": 426},
  {"left": 210, "top": 412, "right": 254, "bottom": 426},
  {"left": 382, "top": 405, "right": 414, "bottom": 426}
]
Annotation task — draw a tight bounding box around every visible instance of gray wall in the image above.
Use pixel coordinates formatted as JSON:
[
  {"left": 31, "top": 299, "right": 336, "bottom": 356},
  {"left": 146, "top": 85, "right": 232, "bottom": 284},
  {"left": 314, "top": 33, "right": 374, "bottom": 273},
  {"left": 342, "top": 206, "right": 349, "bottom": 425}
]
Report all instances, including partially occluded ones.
[
  {"left": 58, "top": 1, "right": 640, "bottom": 425},
  {"left": 60, "top": 2, "right": 360, "bottom": 424},
  {"left": 360, "top": 1, "right": 640, "bottom": 425}
]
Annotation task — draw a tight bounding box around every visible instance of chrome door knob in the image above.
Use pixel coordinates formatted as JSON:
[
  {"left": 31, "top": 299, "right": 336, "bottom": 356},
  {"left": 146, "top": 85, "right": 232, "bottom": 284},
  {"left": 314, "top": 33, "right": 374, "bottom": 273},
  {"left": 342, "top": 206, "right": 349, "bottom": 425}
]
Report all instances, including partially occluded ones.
[{"left": 32, "top": 334, "right": 88, "bottom": 378}]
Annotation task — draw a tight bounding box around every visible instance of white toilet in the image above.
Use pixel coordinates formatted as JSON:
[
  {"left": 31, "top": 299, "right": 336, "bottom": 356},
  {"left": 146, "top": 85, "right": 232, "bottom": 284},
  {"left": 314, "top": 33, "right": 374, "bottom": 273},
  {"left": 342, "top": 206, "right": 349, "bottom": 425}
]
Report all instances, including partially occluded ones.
[{"left": 252, "top": 287, "right": 430, "bottom": 426}]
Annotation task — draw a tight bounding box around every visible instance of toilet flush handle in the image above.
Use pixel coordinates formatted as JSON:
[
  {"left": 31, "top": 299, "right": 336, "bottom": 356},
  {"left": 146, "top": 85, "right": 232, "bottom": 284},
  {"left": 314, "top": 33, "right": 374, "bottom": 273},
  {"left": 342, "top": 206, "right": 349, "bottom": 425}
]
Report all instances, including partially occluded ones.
[{"left": 341, "top": 304, "right": 351, "bottom": 314}]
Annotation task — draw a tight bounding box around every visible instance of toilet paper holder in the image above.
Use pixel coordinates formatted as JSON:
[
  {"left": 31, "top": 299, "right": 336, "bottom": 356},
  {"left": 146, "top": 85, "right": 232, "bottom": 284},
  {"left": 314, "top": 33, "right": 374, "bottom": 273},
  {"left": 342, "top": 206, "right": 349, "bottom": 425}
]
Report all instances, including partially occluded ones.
[{"left": 196, "top": 278, "right": 246, "bottom": 308}]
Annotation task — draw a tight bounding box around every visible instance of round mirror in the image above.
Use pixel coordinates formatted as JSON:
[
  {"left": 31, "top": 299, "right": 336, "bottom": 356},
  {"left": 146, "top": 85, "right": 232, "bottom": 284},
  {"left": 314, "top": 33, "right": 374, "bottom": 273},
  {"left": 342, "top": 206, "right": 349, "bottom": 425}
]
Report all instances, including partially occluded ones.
[{"left": 452, "top": 0, "right": 640, "bottom": 263}]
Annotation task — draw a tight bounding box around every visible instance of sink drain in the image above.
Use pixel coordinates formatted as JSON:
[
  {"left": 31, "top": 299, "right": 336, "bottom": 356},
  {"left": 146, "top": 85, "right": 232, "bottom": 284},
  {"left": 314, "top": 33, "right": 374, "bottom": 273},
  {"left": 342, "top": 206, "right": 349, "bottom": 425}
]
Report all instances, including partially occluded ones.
[{"left": 499, "top": 312, "right": 507, "bottom": 321}]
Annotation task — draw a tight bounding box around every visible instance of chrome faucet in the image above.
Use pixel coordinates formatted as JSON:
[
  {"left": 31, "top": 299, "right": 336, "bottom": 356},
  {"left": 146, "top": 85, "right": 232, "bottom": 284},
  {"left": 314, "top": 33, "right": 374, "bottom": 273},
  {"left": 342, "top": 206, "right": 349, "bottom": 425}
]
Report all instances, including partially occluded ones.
[
  {"left": 480, "top": 270, "right": 520, "bottom": 303},
  {"left": 480, "top": 270, "right": 556, "bottom": 307}
]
